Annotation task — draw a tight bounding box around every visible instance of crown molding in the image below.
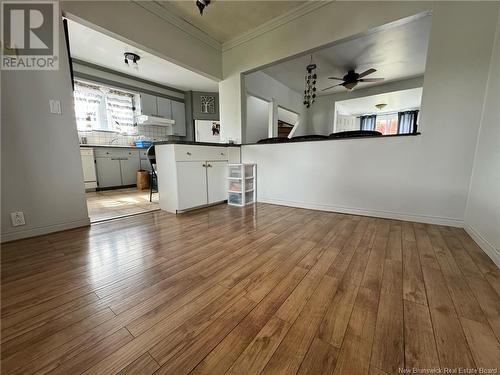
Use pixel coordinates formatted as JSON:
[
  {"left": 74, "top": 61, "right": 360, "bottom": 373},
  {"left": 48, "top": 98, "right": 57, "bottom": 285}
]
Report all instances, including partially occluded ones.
[
  {"left": 222, "top": 1, "right": 332, "bottom": 52},
  {"left": 132, "top": 1, "right": 222, "bottom": 51}
]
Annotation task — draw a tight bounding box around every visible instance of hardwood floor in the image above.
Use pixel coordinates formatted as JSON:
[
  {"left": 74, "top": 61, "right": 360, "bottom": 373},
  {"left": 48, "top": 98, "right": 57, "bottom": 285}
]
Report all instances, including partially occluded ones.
[
  {"left": 1, "top": 203, "right": 499, "bottom": 374},
  {"left": 86, "top": 187, "right": 159, "bottom": 223}
]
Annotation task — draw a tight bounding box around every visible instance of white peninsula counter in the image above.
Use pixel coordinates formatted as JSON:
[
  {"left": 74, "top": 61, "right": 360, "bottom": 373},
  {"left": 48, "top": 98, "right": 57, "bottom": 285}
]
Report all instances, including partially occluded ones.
[{"left": 155, "top": 142, "right": 241, "bottom": 213}]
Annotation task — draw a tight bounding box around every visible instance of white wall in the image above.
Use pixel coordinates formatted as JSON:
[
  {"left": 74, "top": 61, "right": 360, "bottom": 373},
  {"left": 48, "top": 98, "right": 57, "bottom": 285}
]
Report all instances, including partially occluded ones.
[
  {"left": 465, "top": 9, "right": 500, "bottom": 267},
  {"left": 243, "top": 71, "right": 307, "bottom": 142},
  {"left": 61, "top": 1, "right": 222, "bottom": 81},
  {"left": 1, "top": 18, "right": 89, "bottom": 242},
  {"left": 235, "top": 3, "right": 499, "bottom": 229},
  {"left": 246, "top": 95, "right": 269, "bottom": 144}
]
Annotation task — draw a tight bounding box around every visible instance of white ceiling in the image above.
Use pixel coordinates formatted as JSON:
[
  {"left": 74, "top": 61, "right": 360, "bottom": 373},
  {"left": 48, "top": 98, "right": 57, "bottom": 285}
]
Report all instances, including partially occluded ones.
[
  {"left": 66, "top": 19, "right": 218, "bottom": 92},
  {"left": 156, "top": 1, "right": 307, "bottom": 44},
  {"left": 262, "top": 14, "right": 432, "bottom": 95},
  {"left": 336, "top": 87, "right": 423, "bottom": 116}
]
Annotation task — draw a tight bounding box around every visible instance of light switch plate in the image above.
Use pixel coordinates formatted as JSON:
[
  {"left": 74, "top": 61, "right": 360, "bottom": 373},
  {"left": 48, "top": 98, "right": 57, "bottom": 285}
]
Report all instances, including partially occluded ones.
[
  {"left": 10, "top": 211, "right": 25, "bottom": 226},
  {"left": 49, "top": 99, "right": 61, "bottom": 114}
]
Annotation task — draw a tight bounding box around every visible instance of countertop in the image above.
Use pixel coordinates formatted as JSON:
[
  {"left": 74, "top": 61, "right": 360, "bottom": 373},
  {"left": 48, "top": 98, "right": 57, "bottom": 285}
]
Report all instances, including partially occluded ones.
[
  {"left": 243, "top": 132, "right": 421, "bottom": 145},
  {"left": 79, "top": 144, "right": 149, "bottom": 149},
  {"left": 153, "top": 140, "right": 241, "bottom": 147}
]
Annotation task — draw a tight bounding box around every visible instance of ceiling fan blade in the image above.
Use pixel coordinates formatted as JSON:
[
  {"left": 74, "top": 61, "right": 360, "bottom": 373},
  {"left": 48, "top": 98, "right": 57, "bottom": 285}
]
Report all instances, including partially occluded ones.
[
  {"left": 344, "top": 82, "right": 358, "bottom": 90},
  {"left": 321, "top": 83, "right": 343, "bottom": 91},
  {"left": 358, "top": 68, "right": 377, "bottom": 78},
  {"left": 327, "top": 77, "right": 344, "bottom": 80},
  {"left": 359, "top": 78, "right": 384, "bottom": 82}
]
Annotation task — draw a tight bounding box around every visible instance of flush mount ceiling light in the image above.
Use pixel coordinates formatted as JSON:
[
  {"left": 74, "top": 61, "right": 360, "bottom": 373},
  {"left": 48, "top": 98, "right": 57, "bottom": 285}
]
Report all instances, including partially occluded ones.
[
  {"left": 196, "top": 0, "right": 211, "bottom": 15},
  {"left": 375, "top": 103, "right": 387, "bottom": 110},
  {"left": 124, "top": 52, "right": 140, "bottom": 70}
]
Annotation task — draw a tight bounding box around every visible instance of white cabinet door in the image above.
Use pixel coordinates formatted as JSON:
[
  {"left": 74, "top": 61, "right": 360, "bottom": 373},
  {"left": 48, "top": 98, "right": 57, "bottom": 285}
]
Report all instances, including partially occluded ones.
[
  {"left": 96, "top": 158, "right": 122, "bottom": 188},
  {"left": 176, "top": 161, "right": 207, "bottom": 210},
  {"left": 120, "top": 157, "right": 140, "bottom": 185},
  {"left": 157, "top": 97, "right": 172, "bottom": 119},
  {"left": 140, "top": 93, "right": 157, "bottom": 116},
  {"left": 207, "top": 161, "right": 227, "bottom": 204},
  {"left": 171, "top": 101, "right": 186, "bottom": 136},
  {"left": 80, "top": 151, "right": 96, "bottom": 183}
]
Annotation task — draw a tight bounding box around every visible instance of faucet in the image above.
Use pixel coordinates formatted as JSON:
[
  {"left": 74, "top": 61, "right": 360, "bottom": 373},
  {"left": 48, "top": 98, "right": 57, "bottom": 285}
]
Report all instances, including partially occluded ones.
[{"left": 109, "top": 136, "right": 119, "bottom": 145}]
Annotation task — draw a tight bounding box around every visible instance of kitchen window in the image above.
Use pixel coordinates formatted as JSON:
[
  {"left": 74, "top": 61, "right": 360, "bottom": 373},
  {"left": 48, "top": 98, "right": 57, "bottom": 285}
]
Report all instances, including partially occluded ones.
[{"left": 73, "top": 80, "right": 137, "bottom": 134}]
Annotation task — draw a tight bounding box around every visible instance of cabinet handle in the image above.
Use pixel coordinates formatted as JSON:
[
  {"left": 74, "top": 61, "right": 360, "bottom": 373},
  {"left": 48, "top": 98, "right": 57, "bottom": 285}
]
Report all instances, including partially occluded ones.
[
  {"left": 186, "top": 152, "right": 192, "bottom": 156},
  {"left": 207, "top": 164, "right": 212, "bottom": 168},
  {"left": 220, "top": 153, "right": 225, "bottom": 156},
  {"left": 202, "top": 163, "right": 206, "bottom": 167}
]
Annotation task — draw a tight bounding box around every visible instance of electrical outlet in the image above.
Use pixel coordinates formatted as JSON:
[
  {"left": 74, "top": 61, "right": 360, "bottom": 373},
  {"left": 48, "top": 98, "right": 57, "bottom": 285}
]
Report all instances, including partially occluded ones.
[{"left": 10, "top": 212, "right": 25, "bottom": 226}]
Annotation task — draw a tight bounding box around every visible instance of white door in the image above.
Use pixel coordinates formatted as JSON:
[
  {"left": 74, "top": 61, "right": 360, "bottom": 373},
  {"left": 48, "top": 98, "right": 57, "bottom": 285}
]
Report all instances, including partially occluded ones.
[
  {"left": 207, "top": 161, "right": 227, "bottom": 204},
  {"left": 176, "top": 161, "right": 208, "bottom": 210}
]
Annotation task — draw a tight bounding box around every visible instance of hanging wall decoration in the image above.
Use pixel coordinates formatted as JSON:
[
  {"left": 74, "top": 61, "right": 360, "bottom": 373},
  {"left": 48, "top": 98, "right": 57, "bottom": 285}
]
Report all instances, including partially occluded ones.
[{"left": 303, "top": 56, "right": 317, "bottom": 108}]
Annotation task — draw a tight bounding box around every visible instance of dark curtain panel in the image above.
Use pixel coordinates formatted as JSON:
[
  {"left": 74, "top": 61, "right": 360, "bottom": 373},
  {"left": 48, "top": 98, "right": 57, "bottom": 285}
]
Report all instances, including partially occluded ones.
[
  {"left": 360, "top": 115, "right": 376, "bottom": 131},
  {"left": 398, "top": 110, "right": 419, "bottom": 134}
]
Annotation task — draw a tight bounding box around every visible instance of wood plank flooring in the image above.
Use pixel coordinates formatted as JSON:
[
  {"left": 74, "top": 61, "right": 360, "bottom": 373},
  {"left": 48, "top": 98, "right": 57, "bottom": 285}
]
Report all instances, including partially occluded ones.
[{"left": 1, "top": 203, "right": 500, "bottom": 374}]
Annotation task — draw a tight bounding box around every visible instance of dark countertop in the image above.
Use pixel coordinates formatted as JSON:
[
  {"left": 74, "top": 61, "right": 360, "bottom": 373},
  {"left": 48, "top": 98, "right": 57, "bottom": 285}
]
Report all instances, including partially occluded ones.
[
  {"left": 154, "top": 140, "right": 241, "bottom": 147},
  {"left": 242, "top": 132, "right": 421, "bottom": 145},
  {"left": 79, "top": 144, "right": 149, "bottom": 149}
]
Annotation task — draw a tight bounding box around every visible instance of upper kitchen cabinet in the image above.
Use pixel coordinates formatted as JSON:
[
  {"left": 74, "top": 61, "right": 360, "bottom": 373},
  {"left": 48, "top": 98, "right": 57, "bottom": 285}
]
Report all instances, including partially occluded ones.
[
  {"left": 139, "top": 93, "right": 173, "bottom": 119},
  {"left": 139, "top": 93, "right": 158, "bottom": 117},
  {"left": 171, "top": 101, "right": 186, "bottom": 136},
  {"left": 157, "top": 97, "right": 172, "bottom": 119}
]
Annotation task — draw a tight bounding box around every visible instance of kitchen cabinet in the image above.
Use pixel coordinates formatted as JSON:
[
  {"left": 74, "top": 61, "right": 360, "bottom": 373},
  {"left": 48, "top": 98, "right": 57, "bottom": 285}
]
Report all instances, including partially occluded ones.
[
  {"left": 80, "top": 148, "right": 97, "bottom": 190},
  {"left": 156, "top": 144, "right": 240, "bottom": 213},
  {"left": 139, "top": 93, "right": 158, "bottom": 117},
  {"left": 207, "top": 161, "right": 227, "bottom": 204},
  {"left": 176, "top": 161, "right": 208, "bottom": 210},
  {"left": 120, "top": 153, "right": 140, "bottom": 185},
  {"left": 171, "top": 101, "right": 186, "bottom": 136},
  {"left": 95, "top": 157, "right": 122, "bottom": 188},
  {"left": 157, "top": 97, "right": 172, "bottom": 119},
  {"left": 94, "top": 148, "right": 141, "bottom": 188},
  {"left": 139, "top": 93, "right": 173, "bottom": 119}
]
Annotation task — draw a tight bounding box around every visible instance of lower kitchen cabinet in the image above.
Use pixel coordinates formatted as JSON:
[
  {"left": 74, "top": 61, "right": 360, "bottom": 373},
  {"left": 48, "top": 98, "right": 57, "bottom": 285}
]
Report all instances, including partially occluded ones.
[
  {"left": 176, "top": 161, "right": 208, "bottom": 210},
  {"left": 120, "top": 156, "right": 140, "bottom": 185},
  {"left": 94, "top": 148, "right": 141, "bottom": 188},
  {"left": 95, "top": 157, "right": 122, "bottom": 188},
  {"left": 207, "top": 161, "right": 227, "bottom": 204},
  {"left": 156, "top": 144, "right": 240, "bottom": 213}
]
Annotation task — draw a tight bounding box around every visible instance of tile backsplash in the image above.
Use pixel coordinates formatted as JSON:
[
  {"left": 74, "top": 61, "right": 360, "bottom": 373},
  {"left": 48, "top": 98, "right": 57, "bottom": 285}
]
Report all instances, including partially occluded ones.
[{"left": 78, "top": 125, "right": 181, "bottom": 146}]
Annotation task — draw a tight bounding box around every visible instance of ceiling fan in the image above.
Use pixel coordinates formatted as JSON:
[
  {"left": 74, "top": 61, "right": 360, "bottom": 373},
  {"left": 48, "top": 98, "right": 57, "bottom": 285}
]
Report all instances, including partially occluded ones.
[{"left": 322, "top": 68, "right": 384, "bottom": 91}]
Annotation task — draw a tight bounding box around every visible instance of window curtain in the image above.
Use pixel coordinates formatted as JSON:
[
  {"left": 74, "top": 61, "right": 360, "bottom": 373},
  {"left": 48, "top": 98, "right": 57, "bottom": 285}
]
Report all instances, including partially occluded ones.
[
  {"left": 360, "top": 115, "right": 376, "bottom": 131},
  {"left": 397, "top": 110, "right": 419, "bottom": 134}
]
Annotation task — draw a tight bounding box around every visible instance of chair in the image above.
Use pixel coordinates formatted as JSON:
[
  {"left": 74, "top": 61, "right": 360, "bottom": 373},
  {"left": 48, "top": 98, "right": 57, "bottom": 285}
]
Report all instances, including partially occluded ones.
[{"left": 146, "top": 146, "right": 157, "bottom": 202}]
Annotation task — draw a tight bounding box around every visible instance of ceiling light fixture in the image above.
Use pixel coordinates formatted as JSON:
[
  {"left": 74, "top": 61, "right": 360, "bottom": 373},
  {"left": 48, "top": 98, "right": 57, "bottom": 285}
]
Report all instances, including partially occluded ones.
[
  {"left": 375, "top": 103, "right": 387, "bottom": 110},
  {"left": 124, "top": 52, "right": 140, "bottom": 70},
  {"left": 196, "top": 0, "right": 210, "bottom": 15}
]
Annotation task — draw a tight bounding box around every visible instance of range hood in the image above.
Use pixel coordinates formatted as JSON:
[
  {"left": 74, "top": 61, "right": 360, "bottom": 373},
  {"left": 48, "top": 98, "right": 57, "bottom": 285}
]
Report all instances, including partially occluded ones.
[{"left": 136, "top": 115, "right": 175, "bottom": 127}]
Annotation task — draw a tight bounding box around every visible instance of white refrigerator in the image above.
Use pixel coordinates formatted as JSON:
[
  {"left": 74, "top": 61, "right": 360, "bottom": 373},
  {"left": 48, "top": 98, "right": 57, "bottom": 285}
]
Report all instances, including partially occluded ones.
[{"left": 195, "top": 120, "right": 221, "bottom": 143}]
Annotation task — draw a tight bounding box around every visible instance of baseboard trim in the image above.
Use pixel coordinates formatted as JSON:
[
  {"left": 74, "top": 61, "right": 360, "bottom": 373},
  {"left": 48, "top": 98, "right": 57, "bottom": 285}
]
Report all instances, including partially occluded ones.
[
  {"left": 258, "top": 197, "right": 464, "bottom": 227},
  {"left": 1, "top": 218, "right": 91, "bottom": 243},
  {"left": 464, "top": 224, "right": 500, "bottom": 269}
]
